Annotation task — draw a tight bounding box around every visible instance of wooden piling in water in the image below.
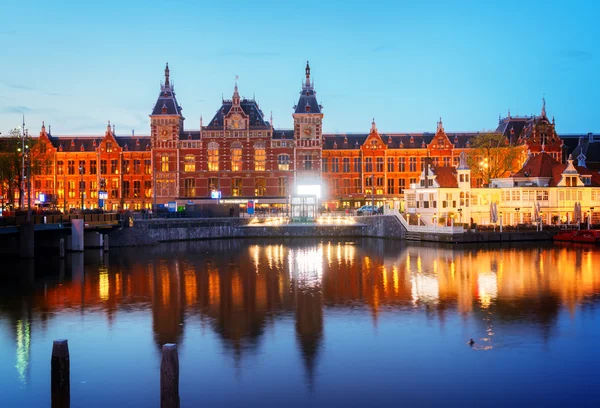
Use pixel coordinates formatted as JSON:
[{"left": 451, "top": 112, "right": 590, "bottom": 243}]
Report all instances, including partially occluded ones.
[
  {"left": 160, "top": 343, "right": 180, "bottom": 408},
  {"left": 59, "top": 238, "right": 65, "bottom": 258},
  {"left": 51, "top": 339, "right": 70, "bottom": 408},
  {"left": 103, "top": 234, "right": 109, "bottom": 252}
]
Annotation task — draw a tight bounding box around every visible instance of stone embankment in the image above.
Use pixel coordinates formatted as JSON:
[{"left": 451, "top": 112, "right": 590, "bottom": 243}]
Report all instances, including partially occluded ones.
[{"left": 107, "top": 215, "right": 405, "bottom": 247}]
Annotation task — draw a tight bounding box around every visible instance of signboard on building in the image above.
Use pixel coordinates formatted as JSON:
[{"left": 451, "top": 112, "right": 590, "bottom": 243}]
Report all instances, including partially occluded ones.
[
  {"left": 247, "top": 200, "right": 255, "bottom": 215},
  {"left": 211, "top": 191, "right": 222, "bottom": 199},
  {"left": 168, "top": 201, "right": 177, "bottom": 212}
]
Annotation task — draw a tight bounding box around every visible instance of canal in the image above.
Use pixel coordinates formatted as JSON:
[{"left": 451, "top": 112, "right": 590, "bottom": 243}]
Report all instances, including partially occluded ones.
[{"left": 1, "top": 239, "right": 600, "bottom": 407}]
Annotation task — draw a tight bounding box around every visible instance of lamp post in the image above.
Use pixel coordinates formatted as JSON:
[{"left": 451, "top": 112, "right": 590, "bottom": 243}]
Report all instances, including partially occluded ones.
[
  {"left": 515, "top": 207, "right": 520, "bottom": 231},
  {"left": 417, "top": 212, "right": 421, "bottom": 227},
  {"left": 458, "top": 208, "right": 462, "bottom": 225},
  {"left": 79, "top": 166, "right": 84, "bottom": 211},
  {"left": 591, "top": 207, "right": 595, "bottom": 230},
  {"left": 499, "top": 211, "right": 503, "bottom": 233},
  {"left": 539, "top": 210, "right": 544, "bottom": 232}
]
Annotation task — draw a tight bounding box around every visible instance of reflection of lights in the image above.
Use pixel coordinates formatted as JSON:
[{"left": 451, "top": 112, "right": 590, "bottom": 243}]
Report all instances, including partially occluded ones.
[
  {"left": 184, "top": 267, "right": 197, "bottom": 305},
  {"left": 250, "top": 245, "right": 260, "bottom": 273},
  {"left": 99, "top": 266, "right": 109, "bottom": 300},
  {"left": 289, "top": 245, "right": 324, "bottom": 289},
  {"left": 382, "top": 266, "right": 388, "bottom": 290},
  {"left": 232, "top": 272, "right": 243, "bottom": 308},
  {"left": 478, "top": 272, "right": 498, "bottom": 309},
  {"left": 337, "top": 242, "right": 342, "bottom": 266},
  {"left": 393, "top": 265, "right": 399, "bottom": 295},
  {"left": 208, "top": 267, "right": 220, "bottom": 307},
  {"left": 160, "top": 264, "right": 170, "bottom": 306},
  {"left": 344, "top": 242, "right": 355, "bottom": 266},
  {"left": 411, "top": 274, "right": 439, "bottom": 304},
  {"left": 15, "top": 319, "right": 30, "bottom": 385}
]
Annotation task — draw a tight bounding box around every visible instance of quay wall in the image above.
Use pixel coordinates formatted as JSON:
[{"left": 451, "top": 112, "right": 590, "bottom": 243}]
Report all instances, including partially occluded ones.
[{"left": 108, "top": 215, "right": 405, "bottom": 246}]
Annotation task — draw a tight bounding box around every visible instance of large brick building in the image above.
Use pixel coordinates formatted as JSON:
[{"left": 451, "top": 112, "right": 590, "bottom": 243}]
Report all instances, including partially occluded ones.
[{"left": 0, "top": 63, "right": 582, "bottom": 212}]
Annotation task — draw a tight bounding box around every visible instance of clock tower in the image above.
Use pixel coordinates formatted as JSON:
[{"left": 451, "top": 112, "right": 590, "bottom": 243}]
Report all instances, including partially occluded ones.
[
  {"left": 292, "top": 61, "right": 324, "bottom": 197},
  {"left": 149, "top": 63, "right": 185, "bottom": 203}
]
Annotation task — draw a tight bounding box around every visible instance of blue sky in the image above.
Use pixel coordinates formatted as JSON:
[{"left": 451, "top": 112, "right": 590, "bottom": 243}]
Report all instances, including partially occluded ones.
[{"left": 0, "top": 0, "right": 598, "bottom": 136}]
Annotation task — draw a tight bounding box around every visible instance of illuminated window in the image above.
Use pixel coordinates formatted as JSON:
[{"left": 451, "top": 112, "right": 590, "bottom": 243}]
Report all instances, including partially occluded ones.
[
  {"left": 278, "top": 154, "right": 290, "bottom": 171},
  {"left": 133, "top": 180, "right": 141, "bottom": 198},
  {"left": 184, "top": 178, "right": 195, "bottom": 197},
  {"left": 184, "top": 154, "right": 196, "bottom": 172},
  {"left": 57, "top": 160, "right": 64, "bottom": 175},
  {"left": 161, "top": 154, "right": 169, "bottom": 172},
  {"left": 231, "top": 178, "right": 242, "bottom": 196},
  {"left": 278, "top": 177, "right": 287, "bottom": 196},
  {"left": 208, "top": 178, "right": 217, "bottom": 193},
  {"left": 231, "top": 142, "right": 242, "bottom": 171},
  {"left": 68, "top": 181, "right": 76, "bottom": 198},
  {"left": 106, "top": 142, "right": 112, "bottom": 152},
  {"left": 144, "top": 159, "right": 151, "bottom": 174},
  {"left": 133, "top": 160, "right": 141, "bottom": 174},
  {"left": 255, "top": 143, "right": 266, "bottom": 171},
  {"left": 111, "top": 159, "right": 118, "bottom": 174},
  {"left": 255, "top": 178, "right": 266, "bottom": 196},
  {"left": 122, "top": 160, "right": 129, "bottom": 174},
  {"left": 208, "top": 142, "right": 219, "bottom": 171},
  {"left": 144, "top": 180, "right": 152, "bottom": 198}
]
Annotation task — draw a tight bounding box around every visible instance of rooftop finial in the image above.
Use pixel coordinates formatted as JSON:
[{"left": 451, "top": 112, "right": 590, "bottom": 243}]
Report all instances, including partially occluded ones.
[
  {"left": 437, "top": 117, "right": 444, "bottom": 132},
  {"left": 233, "top": 75, "right": 240, "bottom": 103},
  {"left": 42, "top": 121, "right": 45, "bottom": 129},
  {"left": 305, "top": 61, "right": 311, "bottom": 88},
  {"left": 371, "top": 118, "right": 377, "bottom": 132},
  {"left": 165, "top": 63, "right": 170, "bottom": 87},
  {"left": 541, "top": 96, "right": 546, "bottom": 117}
]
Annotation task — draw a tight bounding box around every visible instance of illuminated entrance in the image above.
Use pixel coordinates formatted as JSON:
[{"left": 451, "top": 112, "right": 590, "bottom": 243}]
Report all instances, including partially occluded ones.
[{"left": 291, "top": 196, "right": 318, "bottom": 221}]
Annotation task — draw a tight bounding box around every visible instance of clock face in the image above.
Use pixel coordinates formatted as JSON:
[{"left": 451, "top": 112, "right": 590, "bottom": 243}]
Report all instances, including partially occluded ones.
[
  {"left": 158, "top": 126, "right": 170, "bottom": 140},
  {"left": 301, "top": 125, "right": 314, "bottom": 139},
  {"left": 229, "top": 114, "right": 243, "bottom": 129}
]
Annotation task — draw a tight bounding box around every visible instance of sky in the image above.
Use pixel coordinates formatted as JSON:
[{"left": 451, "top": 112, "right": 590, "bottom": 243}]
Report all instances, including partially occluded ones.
[{"left": 0, "top": 0, "right": 598, "bottom": 136}]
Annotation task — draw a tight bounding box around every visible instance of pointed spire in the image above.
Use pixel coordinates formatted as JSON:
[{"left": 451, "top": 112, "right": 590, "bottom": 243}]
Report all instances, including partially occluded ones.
[
  {"left": 270, "top": 111, "right": 273, "bottom": 128},
  {"left": 107, "top": 120, "right": 111, "bottom": 132},
  {"left": 371, "top": 118, "right": 377, "bottom": 132},
  {"left": 508, "top": 109, "right": 511, "bottom": 117},
  {"left": 200, "top": 115, "right": 203, "bottom": 128},
  {"left": 164, "top": 62, "right": 170, "bottom": 87},
  {"left": 232, "top": 75, "right": 240, "bottom": 105},
  {"left": 541, "top": 96, "right": 546, "bottom": 117},
  {"left": 437, "top": 117, "right": 444, "bottom": 133},
  {"left": 458, "top": 151, "right": 469, "bottom": 170},
  {"left": 305, "top": 61, "right": 311, "bottom": 87}
]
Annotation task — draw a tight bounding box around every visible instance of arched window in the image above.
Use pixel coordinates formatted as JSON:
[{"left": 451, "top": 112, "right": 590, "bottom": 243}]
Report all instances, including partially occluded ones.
[
  {"left": 161, "top": 154, "right": 169, "bottom": 172},
  {"left": 208, "top": 142, "right": 219, "bottom": 171},
  {"left": 184, "top": 154, "right": 195, "bottom": 172},
  {"left": 231, "top": 142, "right": 242, "bottom": 172},
  {"left": 255, "top": 177, "right": 266, "bottom": 196},
  {"left": 254, "top": 142, "right": 266, "bottom": 171},
  {"left": 278, "top": 154, "right": 290, "bottom": 171}
]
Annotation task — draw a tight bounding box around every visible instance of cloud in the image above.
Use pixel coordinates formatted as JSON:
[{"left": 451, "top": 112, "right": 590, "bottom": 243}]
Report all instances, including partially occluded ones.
[
  {"left": 3, "top": 83, "right": 34, "bottom": 91},
  {"left": 215, "top": 51, "right": 280, "bottom": 58},
  {"left": 0, "top": 105, "right": 32, "bottom": 114},
  {"left": 560, "top": 49, "right": 593, "bottom": 61}
]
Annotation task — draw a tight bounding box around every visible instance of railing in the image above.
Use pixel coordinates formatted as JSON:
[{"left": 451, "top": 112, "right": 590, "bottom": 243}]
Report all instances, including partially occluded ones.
[
  {"left": 384, "top": 207, "right": 465, "bottom": 234},
  {"left": 0, "top": 213, "right": 120, "bottom": 227}
]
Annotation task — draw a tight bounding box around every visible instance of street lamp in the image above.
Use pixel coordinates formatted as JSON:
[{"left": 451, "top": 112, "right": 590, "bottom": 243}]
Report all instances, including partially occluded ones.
[
  {"left": 458, "top": 208, "right": 462, "bottom": 224},
  {"left": 539, "top": 210, "right": 544, "bottom": 232},
  {"left": 499, "top": 211, "right": 503, "bottom": 233},
  {"left": 515, "top": 207, "right": 520, "bottom": 231},
  {"left": 79, "top": 166, "right": 84, "bottom": 211},
  {"left": 590, "top": 207, "right": 595, "bottom": 230},
  {"left": 417, "top": 212, "right": 421, "bottom": 226}
]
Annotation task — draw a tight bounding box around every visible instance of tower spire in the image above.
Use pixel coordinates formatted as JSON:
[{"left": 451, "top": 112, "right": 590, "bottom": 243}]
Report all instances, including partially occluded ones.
[
  {"left": 541, "top": 96, "right": 546, "bottom": 117},
  {"left": 371, "top": 118, "right": 377, "bottom": 132},
  {"left": 305, "top": 61, "right": 311, "bottom": 87},
  {"left": 164, "top": 63, "right": 170, "bottom": 87},
  {"left": 232, "top": 75, "right": 240, "bottom": 105}
]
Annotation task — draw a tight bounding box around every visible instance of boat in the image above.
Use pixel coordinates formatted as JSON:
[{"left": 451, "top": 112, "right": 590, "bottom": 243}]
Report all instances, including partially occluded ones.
[{"left": 553, "top": 230, "right": 600, "bottom": 244}]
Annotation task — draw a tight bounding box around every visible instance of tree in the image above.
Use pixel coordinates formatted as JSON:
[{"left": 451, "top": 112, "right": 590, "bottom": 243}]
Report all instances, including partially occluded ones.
[
  {"left": 0, "top": 128, "right": 52, "bottom": 209},
  {"left": 466, "top": 132, "right": 524, "bottom": 185}
]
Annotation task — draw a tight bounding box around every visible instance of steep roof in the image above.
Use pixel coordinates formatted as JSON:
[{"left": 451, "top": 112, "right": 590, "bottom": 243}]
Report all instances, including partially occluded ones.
[
  {"left": 205, "top": 98, "right": 270, "bottom": 129},
  {"left": 151, "top": 63, "right": 183, "bottom": 116},
  {"left": 513, "top": 152, "right": 560, "bottom": 178},
  {"left": 294, "top": 61, "right": 322, "bottom": 115},
  {"left": 432, "top": 166, "right": 458, "bottom": 188}
]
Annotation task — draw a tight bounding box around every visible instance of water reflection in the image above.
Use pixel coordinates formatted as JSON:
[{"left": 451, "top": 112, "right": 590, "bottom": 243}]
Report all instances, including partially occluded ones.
[{"left": 2, "top": 240, "right": 600, "bottom": 394}]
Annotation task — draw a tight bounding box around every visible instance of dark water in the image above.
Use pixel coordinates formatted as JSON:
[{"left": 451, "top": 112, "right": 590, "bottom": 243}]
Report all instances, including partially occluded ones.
[{"left": 1, "top": 239, "right": 600, "bottom": 407}]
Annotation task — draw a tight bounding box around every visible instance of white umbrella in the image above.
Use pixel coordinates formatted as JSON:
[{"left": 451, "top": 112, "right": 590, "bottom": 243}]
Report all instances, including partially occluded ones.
[
  {"left": 533, "top": 202, "right": 539, "bottom": 221},
  {"left": 493, "top": 202, "right": 498, "bottom": 223}
]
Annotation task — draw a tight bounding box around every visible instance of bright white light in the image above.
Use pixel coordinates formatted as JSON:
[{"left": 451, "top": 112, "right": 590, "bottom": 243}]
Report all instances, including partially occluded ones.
[
  {"left": 289, "top": 246, "right": 324, "bottom": 288},
  {"left": 296, "top": 184, "right": 321, "bottom": 199}
]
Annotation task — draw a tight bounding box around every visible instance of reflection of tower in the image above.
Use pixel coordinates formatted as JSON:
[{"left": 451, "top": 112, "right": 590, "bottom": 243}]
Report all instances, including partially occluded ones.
[
  {"left": 290, "top": 246, "right": 324, "bottom": 388},
  {"left": 295, "top": 285, "right": 323, "bottom": 388},
  {"left": 151, "top": 260, "right": 185, "bottom": 349}
]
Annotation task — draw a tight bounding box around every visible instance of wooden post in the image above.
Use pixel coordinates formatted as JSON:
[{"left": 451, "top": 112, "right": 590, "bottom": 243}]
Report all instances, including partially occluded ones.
[
  {"left": 59, "top": 238, "right": 65, "bottom": 258},
  {"left": 51, "top": 339, "right": 70, "bottom": 408},
  {"left": 160, "top": 343, "right": 180, "bottom": 408},
  {"left": 103, "top": 234, "right": 109, "bottom": 252}
]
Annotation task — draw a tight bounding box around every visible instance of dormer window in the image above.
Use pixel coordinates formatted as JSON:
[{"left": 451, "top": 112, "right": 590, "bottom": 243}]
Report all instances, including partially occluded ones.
[{"left": 581, "top": 176, "right": 591, "bottom": 186}]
